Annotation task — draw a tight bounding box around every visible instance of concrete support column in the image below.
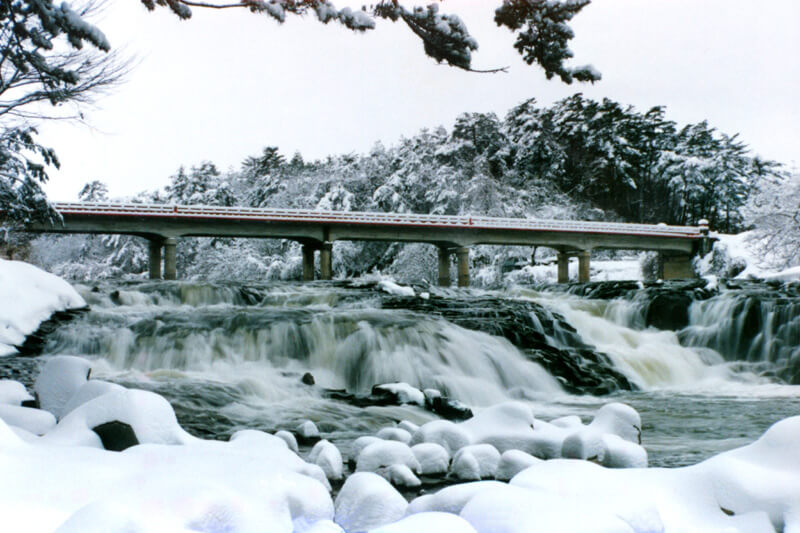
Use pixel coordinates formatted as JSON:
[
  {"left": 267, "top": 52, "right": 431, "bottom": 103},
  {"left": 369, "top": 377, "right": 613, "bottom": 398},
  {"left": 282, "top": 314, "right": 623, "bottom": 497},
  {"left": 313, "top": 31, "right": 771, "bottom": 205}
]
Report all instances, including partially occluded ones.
[
  {"left": 164, "top": 237, "right": 178, "bottom": 281},
  {"left": 320, "top": 242, "right": 333, "bottom": 280},
  {"left": 578, "top": 251, "right": 591, "bottom": 283},
  {"left": 557, "top": 252, "right": 569, "bottom": 284},
  {"left": 437, "top": 247, "right": 451, "bottom": 287},
  {"left": 148, "top": 240, "right": 163, "bottom": 280},
  {"left": 302, "top": 245, "right": 316, "bottom": 281},
  {"left": 662, "top": 254, "right": 695, "bottom": 280},
  {"left": 456, "top": 247, "right": 470, "bottom": 288}
]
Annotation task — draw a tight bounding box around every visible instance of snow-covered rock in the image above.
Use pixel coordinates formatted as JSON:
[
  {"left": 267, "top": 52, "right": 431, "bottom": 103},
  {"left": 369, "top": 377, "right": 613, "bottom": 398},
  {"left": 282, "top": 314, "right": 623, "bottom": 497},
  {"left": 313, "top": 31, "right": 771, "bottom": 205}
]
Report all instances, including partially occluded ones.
[
  {"left": 377, "top": 427, "right": 412, "bottom": 444},
  {"left": 459, "top": 402, "right": 536, "bottom": 452},
  {"left": 309, "top": 439, "right": 344, "bottom": 481},
  {"left": 0, "top": 379, "right": 33, "bottom": 405},
  {"left": 0, "top": 403, "right": 56, "bottom": 435},
  {"left": 297, "top": 420, "right": 321, "bottom": 443},
  {"left": 357, "top": 440, "right": 420, "bottom": 474},
  {"left": 0, "top": 259, "right": 86, "bottom": 355},
  {"left": 34, "top": 356, "right": 93, "bottom": 419},
  {"left": 335, "top": 472, "right": 407, "bottom": 533},
  {"left": 397, "top": 420, "right": 419, "bottom": 434},
  {"left": 411, "top": 442, "right": 450, "bottom": 476},
  {"left": 374, "top": 383, "right": 425, "bottom": 406},
  {"left": 60, "top": 380, "right": 125, "bottom": 418},
  {"left": 450, "top": 444, "right": 500, "bottom": 480},
  {"left": 378, "top": 279, "right": 415, "bottom": 297},
  {"left": 406, "top": 481, "right": 506, "bottom": 516},
  {"left": 275, "top": 429, "right": 299, "bottom": 453},
  {"left": 351, "top": 435, "right": 382, "bottom": 462},
  {"left": 410, "top": 419, "right": 470, "bottom": 454},
  {"left": 386, "top": 464, "right": 421, "bottom": 488},
  {"left": 496, "top": 449, "right": 542, "bottom": 481}
]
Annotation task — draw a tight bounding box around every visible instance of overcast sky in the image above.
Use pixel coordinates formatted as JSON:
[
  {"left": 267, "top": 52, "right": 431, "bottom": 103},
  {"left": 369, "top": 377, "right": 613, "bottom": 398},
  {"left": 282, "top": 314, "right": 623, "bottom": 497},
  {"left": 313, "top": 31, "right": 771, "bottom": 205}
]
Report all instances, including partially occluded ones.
[{"left": 39, "top": 0, "right": 800, "bottom": 200}]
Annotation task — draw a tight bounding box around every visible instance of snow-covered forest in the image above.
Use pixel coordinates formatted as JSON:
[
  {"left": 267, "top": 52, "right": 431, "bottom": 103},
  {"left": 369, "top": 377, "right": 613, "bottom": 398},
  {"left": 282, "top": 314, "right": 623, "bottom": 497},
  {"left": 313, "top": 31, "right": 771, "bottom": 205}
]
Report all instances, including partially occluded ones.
[{"left": 28, "top": 94, "right": 789, "bottom": 283}]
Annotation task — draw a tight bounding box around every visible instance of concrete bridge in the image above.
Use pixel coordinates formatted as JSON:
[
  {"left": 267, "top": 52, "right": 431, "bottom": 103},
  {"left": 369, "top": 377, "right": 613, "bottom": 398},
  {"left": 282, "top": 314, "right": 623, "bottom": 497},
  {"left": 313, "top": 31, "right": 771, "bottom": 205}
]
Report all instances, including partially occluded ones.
[{"left": 28, "top": 202, "right": 713, "bottom": 286}]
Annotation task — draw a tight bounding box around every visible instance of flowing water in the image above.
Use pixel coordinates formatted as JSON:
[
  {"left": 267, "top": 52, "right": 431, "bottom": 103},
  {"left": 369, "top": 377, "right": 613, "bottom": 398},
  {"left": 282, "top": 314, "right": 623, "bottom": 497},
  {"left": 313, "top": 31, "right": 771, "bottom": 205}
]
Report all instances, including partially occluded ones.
[{"left": 4, "top": 279, "right": 800, "bottom": 468}]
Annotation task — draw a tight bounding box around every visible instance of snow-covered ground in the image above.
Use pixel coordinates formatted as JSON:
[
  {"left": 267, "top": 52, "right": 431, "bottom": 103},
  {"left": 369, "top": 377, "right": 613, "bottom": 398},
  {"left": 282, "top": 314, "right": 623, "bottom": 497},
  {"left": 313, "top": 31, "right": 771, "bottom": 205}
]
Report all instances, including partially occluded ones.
[
  {"left": 698, "top": 232, "right": 800, "bottom": 282},
  {"left": 0, "top": 259, "right": 86, "bottom": 356}
]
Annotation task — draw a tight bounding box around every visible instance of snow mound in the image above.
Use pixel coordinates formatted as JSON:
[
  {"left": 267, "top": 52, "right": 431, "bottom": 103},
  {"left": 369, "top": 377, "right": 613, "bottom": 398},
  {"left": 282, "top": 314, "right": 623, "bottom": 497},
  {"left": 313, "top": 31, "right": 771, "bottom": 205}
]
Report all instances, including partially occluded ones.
[
  {"left": 377, "top": 426, "right": 412, "bottom": 444},
  {"left": 335, "top": 472, "right": 407, "bottom": 533},
  {"left": 411, "top": 442, "right": 450, "bottom": 475},
  {"left": 496, "top": 449, "right": 542, "bottom": 481},
  {"left": 407, "top": 481, "right": 506, "bottom": 516},
  {"left": 34, "top": 355, "right": 93, "bottom": 419},
  {"left": 357, "top": 440, "right": 420, "bottom": 474},
  {"left": 369, "top": 512, "right": 478, "bottom": 533},
  {"left": 0, "top": 379, "right": 33, "bottom": 405},
  {"left": 309, "top": 439, "right": 344, "bottom": 481},
  {"left": 0, "top": 259, "right": 86, "bottom": 355},
  {"left": 450, "top": 444, "right": 501, "bottom": 480},
  {"left": 0, "top": 403, "right": 56, "bottom": 435}
]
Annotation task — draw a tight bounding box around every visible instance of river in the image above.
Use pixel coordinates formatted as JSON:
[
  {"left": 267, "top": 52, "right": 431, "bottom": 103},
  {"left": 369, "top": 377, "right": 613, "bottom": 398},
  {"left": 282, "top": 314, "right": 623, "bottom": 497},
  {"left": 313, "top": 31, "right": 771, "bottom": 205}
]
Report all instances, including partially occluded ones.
[{"left": 3, "top": 278, "right": 799, "bottom": 471}]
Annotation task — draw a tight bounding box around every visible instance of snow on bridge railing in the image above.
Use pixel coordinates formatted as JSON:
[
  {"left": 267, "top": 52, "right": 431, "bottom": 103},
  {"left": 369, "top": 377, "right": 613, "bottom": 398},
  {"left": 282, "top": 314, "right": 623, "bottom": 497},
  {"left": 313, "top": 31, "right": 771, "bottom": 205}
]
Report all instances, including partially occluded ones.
[{"left": 52, "top": 202, "right": 705, "bottom": 238}]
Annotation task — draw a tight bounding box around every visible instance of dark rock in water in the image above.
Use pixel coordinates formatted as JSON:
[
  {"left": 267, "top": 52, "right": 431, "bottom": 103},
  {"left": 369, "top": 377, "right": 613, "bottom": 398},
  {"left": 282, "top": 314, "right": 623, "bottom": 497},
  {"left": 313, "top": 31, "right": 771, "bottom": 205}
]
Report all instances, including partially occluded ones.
[
  {"left": 301, "top": 372, "right": 316, "bottom": 386},
  {"left": 110, "top": 290, "right": 122, "bottom": 305},
  {"left": 428, "top": 396, "right": 473, "bottom": 421},
  {"left": 645, "top": 292, "right": 693, "bottom": 331},
  {"left": 14, "top": 307, "right": 89, "bottom": 357},
  {"left": 92, "top": 420, "right": 139, "bottom": 451}
]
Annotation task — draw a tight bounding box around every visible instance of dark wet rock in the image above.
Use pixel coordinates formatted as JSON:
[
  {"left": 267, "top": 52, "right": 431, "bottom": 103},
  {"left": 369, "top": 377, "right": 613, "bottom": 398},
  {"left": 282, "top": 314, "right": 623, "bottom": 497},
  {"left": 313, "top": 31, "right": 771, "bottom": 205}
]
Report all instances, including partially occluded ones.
[
  {"left": 302, "top": 372, "right": 316, "bottom": 386},
  {"left": 21, "top": 398, "right": 38, "bottom": 408},
  {"left": 324, "top": 387, "right": 474, "bottom": 421},
  {"left": 381, "top": 296, "right": 636, "bottom": 395},
  {"left": 645, "top": 292, "right": 693, "bottom": 331},
  {"left": 92, "top": 420, "right": 139, "bottom": 451},
  {"left": 14, "top": 307, "right": 89, "bottom": 357},
  {"left": 427, "top": 396, "right": 473, "bottom": 421}
]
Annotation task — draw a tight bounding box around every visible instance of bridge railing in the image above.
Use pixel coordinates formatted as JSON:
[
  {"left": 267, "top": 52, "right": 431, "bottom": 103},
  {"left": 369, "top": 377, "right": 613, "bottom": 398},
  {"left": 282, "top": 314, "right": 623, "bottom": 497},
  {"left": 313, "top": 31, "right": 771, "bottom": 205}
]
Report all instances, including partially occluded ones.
[{"left": 52, "top": 202, "right": 704, "bottom": 238}]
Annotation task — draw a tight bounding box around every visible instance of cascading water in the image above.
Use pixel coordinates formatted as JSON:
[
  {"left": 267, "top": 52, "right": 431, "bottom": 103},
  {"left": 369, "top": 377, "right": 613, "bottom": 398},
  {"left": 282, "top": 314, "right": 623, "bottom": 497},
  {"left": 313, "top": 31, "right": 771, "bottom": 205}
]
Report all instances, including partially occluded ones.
[{"left": 10, "top": 278, "right": 800, "bottom": 467}]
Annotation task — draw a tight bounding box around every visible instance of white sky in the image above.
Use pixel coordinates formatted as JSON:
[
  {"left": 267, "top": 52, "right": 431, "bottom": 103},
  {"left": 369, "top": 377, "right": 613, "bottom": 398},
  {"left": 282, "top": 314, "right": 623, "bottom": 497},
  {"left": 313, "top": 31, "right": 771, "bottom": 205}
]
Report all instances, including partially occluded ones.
[{"left": 39, "top": 0, "right": 800, "bottom": 200}]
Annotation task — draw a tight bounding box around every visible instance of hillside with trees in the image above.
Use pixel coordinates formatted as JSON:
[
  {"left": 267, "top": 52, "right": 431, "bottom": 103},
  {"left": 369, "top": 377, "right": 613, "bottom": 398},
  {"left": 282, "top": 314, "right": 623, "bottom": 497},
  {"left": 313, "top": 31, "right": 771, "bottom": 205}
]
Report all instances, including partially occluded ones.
[{"left": 29, "top": 94, "right": 782, "bottom": 284}]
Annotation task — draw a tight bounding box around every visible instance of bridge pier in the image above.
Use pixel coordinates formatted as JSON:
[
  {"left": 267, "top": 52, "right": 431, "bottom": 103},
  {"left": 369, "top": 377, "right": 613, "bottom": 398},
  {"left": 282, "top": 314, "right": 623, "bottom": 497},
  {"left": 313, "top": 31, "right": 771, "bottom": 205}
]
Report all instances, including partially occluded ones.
[
  {"left": 557, "top": 252, "right": 569, "bottom": 283},
  {"left": 148, "top": 240, "right": 163, "bottom": 280},
  {"left": 456, "top": 247, "right": 470, "bottom": 287},
  {"left": 164, "top": 238, "right": 178, "bottom": 280},
  {"left": 578, "top": 251, "right": 591, "bottom": 283},
  {"left": 660, "top": 253, "right": 695, "bottom": 280},
  {"left": 302, "top": 244, "right": 316, "bottom": 281},
  {"left": 320, "top": 242, "right": 333, "bottom": 280},
  {"left": 437, "top": 247, "right": 451, "bottom": 287}
]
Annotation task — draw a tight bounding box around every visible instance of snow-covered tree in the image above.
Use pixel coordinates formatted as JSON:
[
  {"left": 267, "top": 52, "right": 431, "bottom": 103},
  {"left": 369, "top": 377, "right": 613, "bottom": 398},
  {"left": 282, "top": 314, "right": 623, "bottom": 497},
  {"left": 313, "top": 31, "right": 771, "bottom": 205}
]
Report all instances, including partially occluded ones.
[
  {"left": 142, "top": 0, "right": 598, "bottom": 79},
  {"left": 745, "top": 171, "right": 800, "bottom": 269}
]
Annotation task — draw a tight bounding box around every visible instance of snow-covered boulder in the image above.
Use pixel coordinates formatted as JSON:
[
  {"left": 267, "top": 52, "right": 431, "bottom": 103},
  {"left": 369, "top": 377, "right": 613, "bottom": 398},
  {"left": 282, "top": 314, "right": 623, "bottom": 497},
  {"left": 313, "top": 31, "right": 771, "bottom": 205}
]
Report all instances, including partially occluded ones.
[
  {"left": 378, "top": 279, "right": 415, "bottom": 298},
  {"left": 40, "top": 388, "right": 193, "bottom": 449},
  {"left": 377, "top": 427, "right": 412, "bottom": 444},
  {"left": 34, "top": 355, "right": 93, "bottom": 419},
  {"left": 275, "top": 429, "right": 299, "bottom": 453},
  {"left": 0, "top": 379, "right": 34, "bottom": 405},
  {"left": 411, "top": 442, "right": 450, "bottom": 476},
  {"left": 60, "top": 380, "right": 126, "bottom": 418},
  {"left": 368, "top": 512, "right": 478, "bottom": 533},
  {"left": 386, "top": 464, "right": 421, "bottom": 488},
  {"left": 296, "top": 420, "right": 321, "bottom": 444},
  {"left": 0, "top": 259, "right": 86, "bottom": 355},
  {"left": 0, "top": 403, "right": 56, "bottom": 435},
  {"left": 351, "top": 435, "right": 382, "bottom": 462},
  {"left": 357, "top": 440, "right": 420, "bottom": 474},
  {"left": 410, "top": 419, "right": 470, "bottom": 454},
  {"left": 459, "top": 402, "right": 536, "bottom": 452},
  {"left": 373, "top": 383, "right": 425, "bottom": 406},
  {"left": 335, "top": 472, "right": 407, "bottom": 532},
  {"left": 309, "top": 439, "right": 344, "bottom": 481},
  {"left": 450, "top": 444, "right": 501, "bottom": 480},
  {"left": 561, "top": 403, "right": 647, "bottom": 468},
  {"left": 229, "top": 429, "right": 289, "bottom": 450},
  {"left": 406, "top": 481, "right": 506, "bottom": 516},
  {"left": 496, "top": 449, "right": 542, "bottom": 481},
  {"left": 397, "top": 420, "right": 419, "bottom": 434}
]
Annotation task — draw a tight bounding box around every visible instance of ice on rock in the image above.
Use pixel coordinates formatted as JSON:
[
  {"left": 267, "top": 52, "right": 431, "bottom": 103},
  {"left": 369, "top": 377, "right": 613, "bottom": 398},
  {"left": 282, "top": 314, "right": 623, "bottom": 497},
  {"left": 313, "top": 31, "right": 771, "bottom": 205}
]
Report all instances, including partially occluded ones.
[
  {"left": 309, "top": 439, "right": 344, "bottom": 481},
  {"left": 369, "top": 512, "right": 478, "bottom": 533},
  {"left": 377, "top": 427, "right": 412, "bottom": 444},
  {"left": 410, "top": 419, "right": 470, "bottom": 454},
  {"left": 411, "top": 442, "right": 450, "bottom": 475},
  {"left": 496, "top": 449, "right": 542, "bottom": 481},
  {"left": 450, "top": 444, "right": 500, "bottom": 480},
  {"left": 0, "top": 379, "right": 34, "bottom": 405},
  {"left": 357, "top": 440, "right": 420, "bottom": 474},
  {"left": 386, "top": 464, "right": 421, "bottom": 488},
  {"left": 378, "top": 279, "right": 415, "bottom": 297},
  {"left": 34, "top": 355, "right": 93, "bottom": 419},
  {"left": 335, "top": 472, "right": 408, "bottom": 533},
  {"left": 40, "top": 388, "right": 193, "bottom": 448},
  {"left": 0, "top": 403, "right": 56, "bottom": 435},
  {"left": 407, "top": 481, "right": 506, "bottom": 515},
  {"left": 275, "top": 429, "right": 299, "bottom": 453},
  {"left": 60, "top": 380, "right": 125, "bottom": 417}
]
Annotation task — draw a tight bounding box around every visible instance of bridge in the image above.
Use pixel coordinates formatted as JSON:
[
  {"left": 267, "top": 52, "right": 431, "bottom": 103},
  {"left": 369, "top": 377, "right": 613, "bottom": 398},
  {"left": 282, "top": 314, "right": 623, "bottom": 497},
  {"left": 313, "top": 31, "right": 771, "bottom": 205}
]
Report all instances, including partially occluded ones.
[{"left": 28, "top": 202, "right": 713, "bottom": 286}]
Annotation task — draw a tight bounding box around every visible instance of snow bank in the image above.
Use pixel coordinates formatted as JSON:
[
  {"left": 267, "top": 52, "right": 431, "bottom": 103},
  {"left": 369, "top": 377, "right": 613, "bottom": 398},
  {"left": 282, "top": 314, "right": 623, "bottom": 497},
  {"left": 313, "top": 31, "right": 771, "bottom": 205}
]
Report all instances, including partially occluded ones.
[
  {"left": 0, "top": 259, "right": 86, "bottom": 355},
  {"left": 698, "top": 231, "right": 800, "bottom": 281}
]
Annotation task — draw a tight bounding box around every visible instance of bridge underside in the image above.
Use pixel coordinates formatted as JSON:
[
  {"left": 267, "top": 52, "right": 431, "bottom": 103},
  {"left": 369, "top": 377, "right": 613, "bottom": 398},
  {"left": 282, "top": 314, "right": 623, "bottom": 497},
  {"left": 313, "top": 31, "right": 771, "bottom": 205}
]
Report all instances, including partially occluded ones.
[{"left": 27, "top": 214, "right": 706, "bottom": 285}]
